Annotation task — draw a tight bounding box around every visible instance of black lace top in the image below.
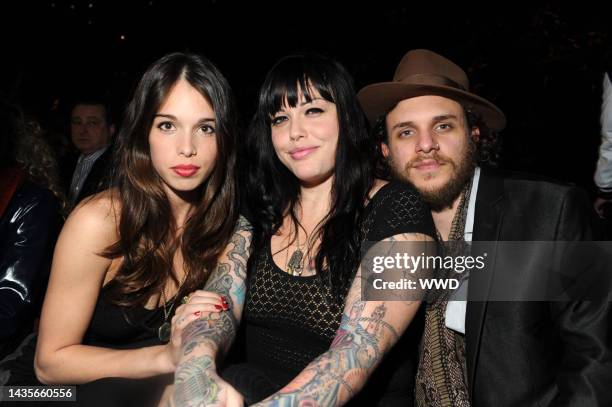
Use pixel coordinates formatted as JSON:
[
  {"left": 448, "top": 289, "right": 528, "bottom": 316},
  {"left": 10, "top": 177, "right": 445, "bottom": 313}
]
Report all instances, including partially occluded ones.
[{"left": 234, "top": 181, "right": 435, "bottom": 404}]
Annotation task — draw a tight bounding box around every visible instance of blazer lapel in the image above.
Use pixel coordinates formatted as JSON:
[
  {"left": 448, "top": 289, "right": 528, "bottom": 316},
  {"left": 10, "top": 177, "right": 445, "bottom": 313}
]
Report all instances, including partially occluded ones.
[{"left": 466, "top": 168, "right": 504, "bottom": 399}]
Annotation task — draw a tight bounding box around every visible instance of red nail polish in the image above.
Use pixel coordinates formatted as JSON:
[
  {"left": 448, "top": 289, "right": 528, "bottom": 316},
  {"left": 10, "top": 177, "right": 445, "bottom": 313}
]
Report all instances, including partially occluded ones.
[
  {"left": 214, "top": 305, "right": 222, "bottom": 310},
  {"left": 194, "top": 311, "right": 201, "bottom": 316}
]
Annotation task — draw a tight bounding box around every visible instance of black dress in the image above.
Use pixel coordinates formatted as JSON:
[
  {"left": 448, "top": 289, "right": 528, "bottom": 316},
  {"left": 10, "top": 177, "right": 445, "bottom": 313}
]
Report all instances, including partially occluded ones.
[
  {"left": 223, "top": 181, "right": 435, "bottom": 405},
  {"left": 0, "top": 281, "right": 174, "bottom": 407}
]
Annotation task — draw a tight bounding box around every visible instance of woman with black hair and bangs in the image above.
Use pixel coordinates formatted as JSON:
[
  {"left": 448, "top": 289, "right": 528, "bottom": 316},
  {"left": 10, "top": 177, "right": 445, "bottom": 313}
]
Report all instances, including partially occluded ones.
[
  {"left": 0, "top": 52, "right": 251, "bottom": 407},
  {"left": 170, "top": 54, "right": 436, "bottom": 406}
]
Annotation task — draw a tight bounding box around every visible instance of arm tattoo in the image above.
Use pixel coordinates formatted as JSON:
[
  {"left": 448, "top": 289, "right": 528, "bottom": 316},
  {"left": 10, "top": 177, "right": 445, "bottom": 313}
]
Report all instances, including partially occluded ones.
[
  {"left": 174, "top": 356, "right": 219, "bottom": 406},
  {"left": 181, "top": 311, "right": 236, "bottom": 357},
  {"left": 234, "top": 215, "right": 252, "bottom": 233},
  {"left": 173, "top": 216, "right": 252, "bottom": 406},
  {"left": 253, "top": 301, "right": 396, "bottom": 407},
  {"left": 183, "top": 340, "right": 198, "bottom": 356},
  {"left": 253, "top": 233, "right": 423, "bottom": 406},
  {"left": 180, "top": 216, "right": 251, "bottom": 357}
]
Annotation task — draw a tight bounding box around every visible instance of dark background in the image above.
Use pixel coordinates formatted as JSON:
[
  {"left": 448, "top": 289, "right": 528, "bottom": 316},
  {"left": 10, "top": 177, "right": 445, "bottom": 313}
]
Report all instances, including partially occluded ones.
[{"left": 2, "top": 1, "right": 611, "bottom": 194}]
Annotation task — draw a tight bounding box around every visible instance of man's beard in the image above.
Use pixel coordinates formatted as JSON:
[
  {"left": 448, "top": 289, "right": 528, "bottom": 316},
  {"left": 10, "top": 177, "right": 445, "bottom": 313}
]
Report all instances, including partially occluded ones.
[{"left": 390, "top": 141, "right": 476, "bottom": 212}]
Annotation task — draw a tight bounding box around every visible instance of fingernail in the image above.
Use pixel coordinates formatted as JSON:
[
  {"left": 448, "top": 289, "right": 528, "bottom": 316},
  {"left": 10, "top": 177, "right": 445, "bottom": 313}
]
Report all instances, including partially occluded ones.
[
  {"left": 214, "top": 305, "right": 222, "bottom": 310},
  {"left": 221, "top": 296, "right": 227, "bottom": 303},
  {"left": 194, "top": 311, "right": 201, "bottom": 316}
]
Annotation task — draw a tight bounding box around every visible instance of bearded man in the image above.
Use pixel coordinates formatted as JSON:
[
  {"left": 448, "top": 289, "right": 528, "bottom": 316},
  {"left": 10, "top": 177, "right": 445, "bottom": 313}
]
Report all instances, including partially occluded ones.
[{"left": 358, "top": 49, "right": 611, "bottom": 407}]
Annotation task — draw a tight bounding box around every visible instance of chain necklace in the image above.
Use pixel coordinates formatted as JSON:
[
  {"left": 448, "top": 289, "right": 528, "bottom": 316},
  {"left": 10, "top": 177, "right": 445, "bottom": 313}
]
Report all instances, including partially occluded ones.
[
  {"left": 158, "top": 288, "right": 176, "bottom": 342},
  {"left": 285, "top": 221, "right": 317, "bottom": 276}
]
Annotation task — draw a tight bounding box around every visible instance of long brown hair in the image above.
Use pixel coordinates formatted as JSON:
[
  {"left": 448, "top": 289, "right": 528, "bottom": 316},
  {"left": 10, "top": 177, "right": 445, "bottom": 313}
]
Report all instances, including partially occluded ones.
[{"left": 104, "top": 52, "right": 239, "bottom": 307}]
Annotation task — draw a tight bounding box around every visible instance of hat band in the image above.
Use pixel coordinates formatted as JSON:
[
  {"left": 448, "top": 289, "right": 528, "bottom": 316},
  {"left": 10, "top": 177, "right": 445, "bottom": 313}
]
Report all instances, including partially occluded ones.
[{"left": 395, "top": 73, "right": 467, "bottom": 91}]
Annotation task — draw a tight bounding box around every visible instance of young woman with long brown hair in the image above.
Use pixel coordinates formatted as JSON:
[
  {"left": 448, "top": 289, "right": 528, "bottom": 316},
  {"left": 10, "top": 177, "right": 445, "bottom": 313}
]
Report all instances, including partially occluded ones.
[{"left": 0, "top": 52, "right": 251, "bottom": 407}]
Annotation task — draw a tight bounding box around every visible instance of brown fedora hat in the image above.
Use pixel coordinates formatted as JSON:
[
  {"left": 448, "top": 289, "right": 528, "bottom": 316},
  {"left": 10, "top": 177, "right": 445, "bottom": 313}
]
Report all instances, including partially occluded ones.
[{"left": 357, "top": 49, "right": 506, "bottom": 131}]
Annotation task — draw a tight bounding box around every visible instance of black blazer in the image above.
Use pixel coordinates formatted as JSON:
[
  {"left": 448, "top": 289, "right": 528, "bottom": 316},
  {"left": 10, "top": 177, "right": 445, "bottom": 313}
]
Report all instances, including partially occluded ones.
[
  {"left": 466, "top": 169, "right": 611, "bottom": 406},
  {"left": 61, "top": 148, "right": 113, "bottom": 205}
]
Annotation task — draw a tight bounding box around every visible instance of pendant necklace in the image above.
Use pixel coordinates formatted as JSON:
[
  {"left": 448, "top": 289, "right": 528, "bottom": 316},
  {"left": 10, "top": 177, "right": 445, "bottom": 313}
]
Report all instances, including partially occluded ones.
[
  {"left": 158, "top": 288, "right": 176, "bottom": 342},
  {"left": 286, "top": 225, "right": 308, "bottom": 276}
]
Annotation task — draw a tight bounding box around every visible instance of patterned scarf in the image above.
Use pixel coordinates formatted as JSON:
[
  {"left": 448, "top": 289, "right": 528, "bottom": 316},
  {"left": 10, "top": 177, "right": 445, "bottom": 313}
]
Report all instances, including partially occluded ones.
[{"left": 415, "top": 180, "right": 472, "bottom": 407}]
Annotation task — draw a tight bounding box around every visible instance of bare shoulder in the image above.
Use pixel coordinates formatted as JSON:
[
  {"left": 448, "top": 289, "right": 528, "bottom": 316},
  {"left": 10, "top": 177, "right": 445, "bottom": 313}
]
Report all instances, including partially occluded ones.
[{"left": 64, "top": 188, "right": 120, "bottom": 247}]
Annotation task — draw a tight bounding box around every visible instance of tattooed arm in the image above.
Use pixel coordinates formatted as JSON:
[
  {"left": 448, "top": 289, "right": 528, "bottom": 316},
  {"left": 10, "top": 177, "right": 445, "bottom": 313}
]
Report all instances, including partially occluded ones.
[
  {"left": 169, "top": 215, "right": 252, "bottom": 407},
  {"left": 253, "top": 232, "right": 432, "bottom": 407}
]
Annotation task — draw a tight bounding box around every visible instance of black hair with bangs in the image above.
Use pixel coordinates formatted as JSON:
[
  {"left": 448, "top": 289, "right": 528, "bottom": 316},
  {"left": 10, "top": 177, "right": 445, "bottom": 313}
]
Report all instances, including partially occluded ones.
[{"left": 244, "top": 54, "right": 375, "bottom": 303}]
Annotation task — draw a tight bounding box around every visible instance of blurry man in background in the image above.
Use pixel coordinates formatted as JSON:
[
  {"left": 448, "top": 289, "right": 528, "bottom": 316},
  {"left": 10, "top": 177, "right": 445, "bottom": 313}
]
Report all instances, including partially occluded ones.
[{"left": 64, "top": 97, "right": 114, "bottom": 207}]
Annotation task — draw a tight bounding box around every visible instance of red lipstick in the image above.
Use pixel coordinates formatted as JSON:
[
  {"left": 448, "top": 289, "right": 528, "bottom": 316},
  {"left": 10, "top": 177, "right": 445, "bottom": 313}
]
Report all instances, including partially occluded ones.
[{"left": 171, "top": 164, "right": 200, "bottom": 177}]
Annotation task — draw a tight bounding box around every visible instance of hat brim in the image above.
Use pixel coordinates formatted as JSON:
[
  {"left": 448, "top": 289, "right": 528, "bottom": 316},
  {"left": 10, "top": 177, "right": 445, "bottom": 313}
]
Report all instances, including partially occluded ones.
[{"left": 357, "top": 82, "right": 506, "bottom": 131}]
